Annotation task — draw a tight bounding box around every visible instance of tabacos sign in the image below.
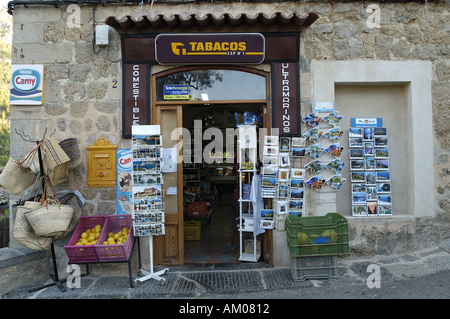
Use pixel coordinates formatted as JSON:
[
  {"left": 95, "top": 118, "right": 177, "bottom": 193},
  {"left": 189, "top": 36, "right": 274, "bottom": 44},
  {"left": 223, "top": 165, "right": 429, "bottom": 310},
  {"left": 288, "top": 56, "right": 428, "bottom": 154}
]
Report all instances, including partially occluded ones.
[
  {"left": 10, "top": 65, "right": 44, "bottom": 105},
  {"left": 155, "top": 33, "right": 265, "bottom": 64}
]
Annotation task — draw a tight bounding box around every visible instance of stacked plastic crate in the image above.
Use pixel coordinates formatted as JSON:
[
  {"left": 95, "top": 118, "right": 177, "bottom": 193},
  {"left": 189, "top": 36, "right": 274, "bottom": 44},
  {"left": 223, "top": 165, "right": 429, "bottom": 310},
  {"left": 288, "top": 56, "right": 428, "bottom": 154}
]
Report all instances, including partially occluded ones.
[{"left": 286, "top": 213, "right": 349, "bottom": 281}]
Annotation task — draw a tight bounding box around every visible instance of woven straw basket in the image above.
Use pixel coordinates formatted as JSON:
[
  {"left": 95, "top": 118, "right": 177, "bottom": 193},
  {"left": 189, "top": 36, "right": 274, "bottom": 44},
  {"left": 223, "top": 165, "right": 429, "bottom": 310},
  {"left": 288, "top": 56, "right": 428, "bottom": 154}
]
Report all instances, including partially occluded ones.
[
  {"left": 42, "top": 138, "right": 70, "bottom": 185},
  {"left": 24, "top": 200, "right": 74, "bottom": 237},
  {"left": 0, "top": 158, "right": 37, "bottom": 195},
  {"left": 13, "top": 204, "right": 51, "bottom": 250},
  {"left": 59, "top": 138, "right": 81, "bottom": 169}
]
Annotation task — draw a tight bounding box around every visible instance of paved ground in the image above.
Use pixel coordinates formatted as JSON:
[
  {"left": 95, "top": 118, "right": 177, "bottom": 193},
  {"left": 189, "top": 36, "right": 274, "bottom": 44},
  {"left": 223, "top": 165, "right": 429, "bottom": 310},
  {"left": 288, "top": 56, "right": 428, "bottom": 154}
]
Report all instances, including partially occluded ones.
[{"left": 3, "top": 241, "right": 450, "bottom": 302}]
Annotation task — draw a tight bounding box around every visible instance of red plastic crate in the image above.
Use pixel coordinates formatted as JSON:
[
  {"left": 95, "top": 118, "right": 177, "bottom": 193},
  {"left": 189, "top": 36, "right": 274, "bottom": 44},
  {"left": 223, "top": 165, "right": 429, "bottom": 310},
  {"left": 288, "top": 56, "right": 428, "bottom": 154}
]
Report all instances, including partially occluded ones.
[
  {"left": 187, "top": 202, "right": 207, "bottom": 218},
  {"left": 64, "top": 215, "right": 106, "bottom": 263},
  {"left": 95, "top": 215, "right": 134, "bottom": 262}
]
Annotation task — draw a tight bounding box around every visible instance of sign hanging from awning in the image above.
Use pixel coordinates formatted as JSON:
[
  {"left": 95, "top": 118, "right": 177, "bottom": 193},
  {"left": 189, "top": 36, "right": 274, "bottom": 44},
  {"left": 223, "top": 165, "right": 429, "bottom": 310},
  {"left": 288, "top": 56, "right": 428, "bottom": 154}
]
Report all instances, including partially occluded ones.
[{"left": 155, "top": 33, "right": 265, "bottom": 64}]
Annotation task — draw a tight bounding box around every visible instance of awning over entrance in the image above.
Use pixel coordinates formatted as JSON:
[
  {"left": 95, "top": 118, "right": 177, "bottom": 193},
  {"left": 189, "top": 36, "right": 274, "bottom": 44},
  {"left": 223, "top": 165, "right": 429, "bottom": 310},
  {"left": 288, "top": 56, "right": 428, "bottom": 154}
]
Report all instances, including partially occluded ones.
[{"left": 105, "top": 11, "right": 319, "bottom": 31}]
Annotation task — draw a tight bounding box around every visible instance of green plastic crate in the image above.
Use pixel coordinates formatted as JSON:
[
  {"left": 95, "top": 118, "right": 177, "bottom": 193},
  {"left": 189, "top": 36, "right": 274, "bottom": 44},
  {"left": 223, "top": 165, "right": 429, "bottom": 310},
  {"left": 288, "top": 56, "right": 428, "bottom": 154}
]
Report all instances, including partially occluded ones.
[{"left": 286, "top": 213, "right": 349, "bottom": 257}]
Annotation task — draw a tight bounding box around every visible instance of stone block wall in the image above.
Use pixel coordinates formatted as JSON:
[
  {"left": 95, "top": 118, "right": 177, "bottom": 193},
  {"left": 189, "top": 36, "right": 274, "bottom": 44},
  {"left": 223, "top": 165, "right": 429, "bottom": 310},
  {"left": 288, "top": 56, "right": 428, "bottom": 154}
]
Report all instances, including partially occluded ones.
[{"left": 7, "top": 0, "right": 450, "bottom": 256}]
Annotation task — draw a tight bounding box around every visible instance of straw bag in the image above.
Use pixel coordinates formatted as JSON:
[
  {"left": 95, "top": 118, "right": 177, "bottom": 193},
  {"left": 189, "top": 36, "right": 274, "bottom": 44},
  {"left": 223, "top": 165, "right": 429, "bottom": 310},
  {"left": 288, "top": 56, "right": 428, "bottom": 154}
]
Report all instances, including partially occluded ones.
[
  {"left": 0, "top": 157, "right": 37, "bottom": 195},
  {"left": 42, "top": 138, "right": 70, "bottom": 185},
  {"left": 13, "top": 204, "right": 51, "bottom": 250},
  {"left": 24, "top": 177, "right": 74, "bottom": 238},
  {"left": 54, "top": 191, "right": 86, "bottom": 240},
  {"left": 59, "top": 138, "right": 81, "bottom": 169}
]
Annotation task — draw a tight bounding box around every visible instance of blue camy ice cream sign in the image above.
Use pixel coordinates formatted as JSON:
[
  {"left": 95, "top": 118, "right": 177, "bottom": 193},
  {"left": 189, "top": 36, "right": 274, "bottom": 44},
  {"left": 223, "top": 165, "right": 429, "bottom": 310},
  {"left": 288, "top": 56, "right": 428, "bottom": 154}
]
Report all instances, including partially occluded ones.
[
  {"left": 10, "top": 65, "right": 44, "bottom": 105},
  {"left": 117, "top": 149, "right": 133, "bottom": 215}
]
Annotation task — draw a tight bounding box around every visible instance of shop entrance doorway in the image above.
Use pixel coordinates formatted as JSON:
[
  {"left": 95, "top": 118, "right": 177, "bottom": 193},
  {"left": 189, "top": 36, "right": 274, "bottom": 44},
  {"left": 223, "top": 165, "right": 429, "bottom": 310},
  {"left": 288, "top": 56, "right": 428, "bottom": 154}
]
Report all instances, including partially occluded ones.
[{"left": 152, "top": 66, "right": 270, "bottom": 265}]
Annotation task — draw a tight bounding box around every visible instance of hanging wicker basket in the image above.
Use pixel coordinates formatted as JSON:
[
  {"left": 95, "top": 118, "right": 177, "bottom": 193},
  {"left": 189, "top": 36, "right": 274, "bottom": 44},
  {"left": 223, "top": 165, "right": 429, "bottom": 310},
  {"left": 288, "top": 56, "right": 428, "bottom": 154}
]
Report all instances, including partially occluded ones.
[{"left": 59, "top": 138, "right": 81, "bottom": 169}]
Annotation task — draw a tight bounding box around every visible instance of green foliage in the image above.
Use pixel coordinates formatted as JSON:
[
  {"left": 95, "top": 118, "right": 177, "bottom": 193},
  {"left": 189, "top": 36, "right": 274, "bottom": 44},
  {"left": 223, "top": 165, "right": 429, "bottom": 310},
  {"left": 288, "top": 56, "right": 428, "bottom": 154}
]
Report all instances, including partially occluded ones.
[{"left": 0, "top": 7, "right": 11, "bottom": 167}]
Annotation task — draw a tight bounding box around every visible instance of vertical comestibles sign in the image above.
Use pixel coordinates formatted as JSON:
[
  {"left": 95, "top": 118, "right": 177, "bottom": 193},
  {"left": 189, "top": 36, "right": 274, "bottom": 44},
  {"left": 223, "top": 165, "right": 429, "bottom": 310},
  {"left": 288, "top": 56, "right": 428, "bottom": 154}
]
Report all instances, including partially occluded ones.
[
  {"left": 273, "top": 62, "right": 300, "bottom": 136},
  {"left": 124, "top": 64, "right": 149, "bottom": 138}
]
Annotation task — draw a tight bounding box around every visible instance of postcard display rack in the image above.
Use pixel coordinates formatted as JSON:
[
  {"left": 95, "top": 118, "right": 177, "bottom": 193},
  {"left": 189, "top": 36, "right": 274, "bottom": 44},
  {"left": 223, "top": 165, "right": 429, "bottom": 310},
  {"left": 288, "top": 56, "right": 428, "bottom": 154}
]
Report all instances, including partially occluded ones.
[
  {"left": 349, "top": 122, "right": 392, "bottom": 216},
  {"left": 301, "top": 106, "right": 347, "bottom": 215},
  {"left": 237, "top": 125, "right": 260, "bottom": 262},
  {"left": 261, "top": 135, "right": 306, "bottom": 231},
  {"left": 131, "top": 125, "right": 168, "bottom": 285}
]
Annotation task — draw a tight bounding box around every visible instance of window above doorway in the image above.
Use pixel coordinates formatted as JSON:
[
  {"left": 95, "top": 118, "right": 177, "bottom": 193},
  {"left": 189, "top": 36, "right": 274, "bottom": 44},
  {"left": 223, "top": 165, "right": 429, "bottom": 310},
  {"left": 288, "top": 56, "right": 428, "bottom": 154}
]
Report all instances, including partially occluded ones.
[{"left": 156, "top": 69, "right": 266, "bottom": 102}]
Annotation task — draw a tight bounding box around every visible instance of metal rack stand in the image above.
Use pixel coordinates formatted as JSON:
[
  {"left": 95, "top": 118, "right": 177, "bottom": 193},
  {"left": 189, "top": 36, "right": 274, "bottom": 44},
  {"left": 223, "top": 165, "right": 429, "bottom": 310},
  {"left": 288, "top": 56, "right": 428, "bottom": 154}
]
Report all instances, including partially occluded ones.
[
  {"left": 15, "top": 129, "right": 68, "bottom": 293},
  {"left": 134, "top": 235, "right": 168, "bottom": 285}
]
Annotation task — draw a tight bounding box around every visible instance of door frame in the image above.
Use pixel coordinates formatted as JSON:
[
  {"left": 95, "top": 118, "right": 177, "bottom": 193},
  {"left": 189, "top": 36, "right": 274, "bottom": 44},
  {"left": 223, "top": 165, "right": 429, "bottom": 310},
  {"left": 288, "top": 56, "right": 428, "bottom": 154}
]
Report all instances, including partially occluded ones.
[{"left": 152, "top": 65, "right": 271, "bottom": 265}]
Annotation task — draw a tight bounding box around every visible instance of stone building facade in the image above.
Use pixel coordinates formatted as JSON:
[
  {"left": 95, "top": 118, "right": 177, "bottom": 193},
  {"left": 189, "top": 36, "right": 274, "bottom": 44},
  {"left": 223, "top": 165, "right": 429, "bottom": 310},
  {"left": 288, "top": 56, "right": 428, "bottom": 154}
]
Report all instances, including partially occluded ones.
[{"left": 7, "top": 0, "right": 450, "bottom": 267}]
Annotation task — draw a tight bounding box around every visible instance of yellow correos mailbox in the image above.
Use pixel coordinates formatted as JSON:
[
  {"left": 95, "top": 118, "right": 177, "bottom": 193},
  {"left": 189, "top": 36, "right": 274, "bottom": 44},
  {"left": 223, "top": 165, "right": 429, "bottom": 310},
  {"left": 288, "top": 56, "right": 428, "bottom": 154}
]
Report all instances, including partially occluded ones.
[{"left": 87, "top": 137, "right": 118, "bottom": 187}]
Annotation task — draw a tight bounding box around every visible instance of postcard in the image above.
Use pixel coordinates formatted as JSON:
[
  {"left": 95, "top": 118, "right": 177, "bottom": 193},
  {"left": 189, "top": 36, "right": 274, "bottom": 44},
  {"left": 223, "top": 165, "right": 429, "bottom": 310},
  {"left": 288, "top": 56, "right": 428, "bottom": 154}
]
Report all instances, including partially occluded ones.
[
  {"left": 366, "top": 171, "right": 376, "bottom": 185},
  {"left": 277, "top": 185, "right": 289, "bottom": 199},
  {"left": 374, "top": 137, "right": 388, "bottom": 147},
  {"left": 264, "top": 135, "right": 279, "bottom": 146},
  {"left": 279, "top": 152, "right": 291, "bottom": 167},
  {"left": 262, "top": 165, "right": 278, "bottom": 177},
  {"left": 352, "top": 205, "right": 367, "bottom": 216},
  {"left": 351, "top": 171, "right": 365, "bottom": 182},
  {"left": 352, "top": 183, "right": 366, "bottom": 193},
  {"left": 324, "top": 143, "right": 344, "bottom": 158},
  {"left": 325, "top": 158, "right": 345, "bottom": 174},
  {"left": 378, "top": 194, "right": 392, "bottom": 205},
  {"left": 326, "top": 175, "right": 346, "bottom": 190},
  {"left": 305, "top": 160, "right": 326, "bottom": 175},
  {"left": 305, "top": 143, "right": 324, "bottom": 159},
  {"left": 376, "top": 171, "right": 390, "bottom": 182},
  {"left": 377, "top": 205, "right": 392, "bottom": 216},
  {"left": 302, "top": 112, "right": 323, "bottom": 128},
  {"left": 133, "top": 159, "right": 161, "bottom": 173},
  {"left": 376, "top": 160, "right": 389, "bottom": 170},
  {"left": 352, "top": 192, "right": 367, "bottom": 205},
  {"left": 365, "top": 157, "right": 375, "bottom": 170},
  {"left": 289, "top": 200, "right": 303, "bottom": 210},
  {"left": 262, "top": 188, "right": 277, "bottom": 198},
  {"left": 349, "top": 127, "right": 363, "bottom": 138},
  {"left": 363, "top": 127, "right": 373, "bottom": 140},
  {"left": 349, "top": 137, "right": 363, "bottom": 148},
  {"left": 350, "top": 160, "right": 365, "bottom": 170},
  {"left": 375, "top": 148, "right": 389, "bottom": 159},
  {"left": 277, "top": 201, "right": 288, "bottom": 214},
  {"left": 261, "top": 220, "right": 275, "bottom": 229},
  {"left": 278, "top": 169, "right": 289, "bottom": 182},
  {"left": 367, "top": 202, "right": 377, "bottom": 215},
  {"left": 262, "top": 177, "right": 277, "bottom": 187},
  {"left": 322, "top": 111, "right": 343, "bottom": 127},
  {"left": 280, "top": 137, "right": 290, "bottom": 151},
  {"left": 132, "top": 134, "right": 162, "bottom": 147},
  {"left": 263, "top": 156, "right": 278, "bottom": 166},
  {"left": 323, "top": 127, "right": 344, "bottom": 142},
  {"left": 261, "top": 209, "right": 274, "bottom": 219},
  {"left": 373, "top": 127, "right": 387, "bottom": 137},
  {"left": 377, "top": 183, "right": 391, "bottom": 193},
  {"left": 303, "top": 127, "right": 324, "bottom": 143},
  {"left": 133, "top": 173, "right": 162, "bottom": 187},
  {"left": 291, "top": 137, "right": 306, "bottom": 147},
  {"left": 290, "top": 188, "right": 304, "bottom": 199},
  {"left": 364, "top": 142, "right": 374, "bottom": 156},
  {"left": 366, "top": 187, "right": 377, "bottom": 201},
  {"left": 291, "top": 168, "right": 305, "bottom": 179},
  {"left": 288, "top": 211, "right": 303, "bottom": 217},
  {"left": 290, "top": 178, "right": 305, "bottom": 188},
  {"left": 264, "top": 145, "right": 278, "bottom": 156},
  {"left": 291, "top": 147, "right": 306, "bottom": 157},
  {"left": 349, "top": 148, "right": 364, "bottom": 159},
  {"left": 133, "top": 185, "right": 162, "bottom": 199},
  {"left": 305, "top": 175, "right": 326, "bottom": 191}
]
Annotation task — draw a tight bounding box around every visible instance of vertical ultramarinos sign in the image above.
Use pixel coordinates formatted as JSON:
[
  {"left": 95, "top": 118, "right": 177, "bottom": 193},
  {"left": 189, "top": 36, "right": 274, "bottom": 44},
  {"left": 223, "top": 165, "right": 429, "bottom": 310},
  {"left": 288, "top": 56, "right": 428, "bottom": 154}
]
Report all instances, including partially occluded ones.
[
  {"left": 10, "top": 65, "right": 44, "bottom": 106},
  {"left": 273, "top": 62, "right": 300, "bottom": 136}
]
